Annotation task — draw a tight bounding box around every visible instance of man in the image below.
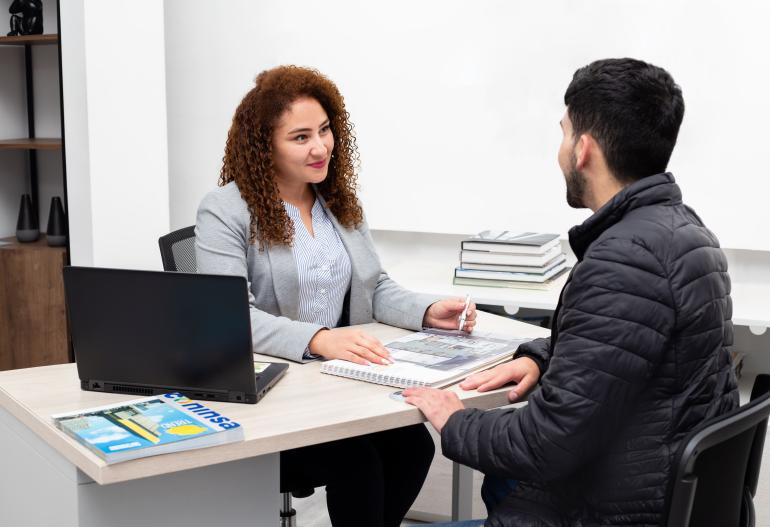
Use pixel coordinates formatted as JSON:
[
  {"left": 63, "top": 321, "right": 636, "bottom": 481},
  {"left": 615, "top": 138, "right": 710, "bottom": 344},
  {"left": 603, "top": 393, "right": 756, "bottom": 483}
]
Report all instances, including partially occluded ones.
[{"left": 405, "top": 58, "right": 738, "bottom": 526}]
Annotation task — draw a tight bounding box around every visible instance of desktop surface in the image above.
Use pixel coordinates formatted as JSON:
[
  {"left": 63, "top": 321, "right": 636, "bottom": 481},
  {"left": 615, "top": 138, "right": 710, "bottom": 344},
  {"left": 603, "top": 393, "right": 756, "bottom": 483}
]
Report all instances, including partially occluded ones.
[{"left": 0, "top": 312, "right": 548, "bottom": 485}]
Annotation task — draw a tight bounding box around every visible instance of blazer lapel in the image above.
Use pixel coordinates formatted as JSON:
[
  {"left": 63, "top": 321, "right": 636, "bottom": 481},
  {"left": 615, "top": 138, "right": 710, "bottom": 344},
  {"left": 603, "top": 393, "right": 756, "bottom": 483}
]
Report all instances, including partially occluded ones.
[{"left": 266, "top": 243, "right": 300, "bottom": 320}]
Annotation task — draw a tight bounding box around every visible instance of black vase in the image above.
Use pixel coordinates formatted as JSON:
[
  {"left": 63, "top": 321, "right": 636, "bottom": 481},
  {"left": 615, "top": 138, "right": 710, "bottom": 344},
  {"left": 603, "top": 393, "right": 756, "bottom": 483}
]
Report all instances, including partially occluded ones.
[
  {"left": 15, "top": 194, "right": 39, "bottom": 243},
  {"left": 46, "top": 196, "right": 67, "bottom": 247}
]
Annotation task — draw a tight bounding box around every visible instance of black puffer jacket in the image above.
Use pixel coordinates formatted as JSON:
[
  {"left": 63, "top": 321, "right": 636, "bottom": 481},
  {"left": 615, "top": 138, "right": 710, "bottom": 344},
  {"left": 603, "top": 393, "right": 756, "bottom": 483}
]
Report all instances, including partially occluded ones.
[{"left": 442, "top": 173, "right": 738, "bottom": 526}]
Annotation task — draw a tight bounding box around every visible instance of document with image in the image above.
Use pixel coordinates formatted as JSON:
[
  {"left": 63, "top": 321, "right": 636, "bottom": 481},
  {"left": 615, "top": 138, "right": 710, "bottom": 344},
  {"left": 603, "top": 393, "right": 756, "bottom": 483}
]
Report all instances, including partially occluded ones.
[{"left": 320, "top": 329, "right": 531, "bottom": 389}]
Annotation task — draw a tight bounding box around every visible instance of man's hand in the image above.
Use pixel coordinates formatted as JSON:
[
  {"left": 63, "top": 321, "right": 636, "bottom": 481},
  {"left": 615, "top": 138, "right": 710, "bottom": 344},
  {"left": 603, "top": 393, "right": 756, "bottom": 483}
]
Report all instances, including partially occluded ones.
[
  {"left": 423, "top": 298, "right": 477, "bottom": 333},
  {"left": 308, "top": 328, "right": 392, "bottom": 365},
  {"left": 403, "top": 387, "right": 465, "bottom": 433},
  {"left": 459, "top": 356, "right": 541, "bottom": 402}
]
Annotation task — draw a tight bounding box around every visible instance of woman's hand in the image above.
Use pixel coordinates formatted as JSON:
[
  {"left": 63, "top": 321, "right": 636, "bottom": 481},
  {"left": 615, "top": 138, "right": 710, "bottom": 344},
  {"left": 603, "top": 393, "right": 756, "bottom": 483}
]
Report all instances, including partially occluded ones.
[
  {"left": 422, "top": 298, "right": 477, "bottom": 333},
  {"left": 459, "top": 356, "right": 541, "bottom": 402},
  {"left": 308, "top": 328, "right": 393, "bottom": 366}
]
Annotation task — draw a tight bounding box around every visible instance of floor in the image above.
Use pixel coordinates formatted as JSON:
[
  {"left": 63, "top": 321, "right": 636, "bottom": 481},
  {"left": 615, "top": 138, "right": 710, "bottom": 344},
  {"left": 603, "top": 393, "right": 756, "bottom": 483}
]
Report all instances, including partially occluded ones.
[
  {"left": 290, "top": 425, "right": 489, "bottom": 526},
  {"left": 292, "top": 488, "right": 429, "bottom": 526}
]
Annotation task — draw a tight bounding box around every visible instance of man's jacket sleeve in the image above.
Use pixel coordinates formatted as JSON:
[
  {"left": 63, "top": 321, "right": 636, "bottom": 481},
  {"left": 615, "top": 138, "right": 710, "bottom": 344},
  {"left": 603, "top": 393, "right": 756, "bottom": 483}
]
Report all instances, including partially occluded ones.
[
  {"left": 513, "top": 337, "right": 552, "bottom": 376},
  {"left": 441, "top": 238, "right": 676, "bottom": 482}
]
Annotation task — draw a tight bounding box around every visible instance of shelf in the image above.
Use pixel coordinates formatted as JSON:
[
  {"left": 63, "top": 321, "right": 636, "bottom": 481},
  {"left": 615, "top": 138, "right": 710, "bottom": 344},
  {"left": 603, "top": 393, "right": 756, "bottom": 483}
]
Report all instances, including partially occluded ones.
[
  {"left": 0, "top": 34, "right": 58, "bottom": 46},
  {"left": 0, "top": 236, "right": 66, "bottom": 253},
  {"left": 0, "top": 138, "right": 61, "bottom": 151}
]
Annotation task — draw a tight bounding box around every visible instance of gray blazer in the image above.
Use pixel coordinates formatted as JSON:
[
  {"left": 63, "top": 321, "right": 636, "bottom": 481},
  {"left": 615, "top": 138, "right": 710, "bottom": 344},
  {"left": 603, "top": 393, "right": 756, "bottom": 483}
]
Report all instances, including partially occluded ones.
[{"left": 195, "top": 182, "right": 436, "bottom": 363}]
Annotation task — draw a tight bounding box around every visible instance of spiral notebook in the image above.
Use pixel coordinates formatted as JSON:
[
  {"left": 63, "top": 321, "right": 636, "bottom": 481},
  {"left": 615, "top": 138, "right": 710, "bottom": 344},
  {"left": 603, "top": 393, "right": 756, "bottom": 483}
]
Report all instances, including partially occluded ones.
[{"left": 319, "top": 329, "right": 531, "bottom": 389}]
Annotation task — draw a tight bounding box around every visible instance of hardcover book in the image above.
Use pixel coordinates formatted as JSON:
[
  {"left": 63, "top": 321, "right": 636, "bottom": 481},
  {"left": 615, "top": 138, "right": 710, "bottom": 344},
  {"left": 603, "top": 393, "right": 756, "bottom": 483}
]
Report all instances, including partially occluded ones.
[
  {"left": 459, "top": 255, "right": 567, "bottom": 274},
  {"left": 52, "top": 392, "right": 244, "bottom": 464},
  {"left": 455, "top": 261, "right": 568, "bottom": 283},
  {"left": 461, "top": 245, "right": 563, "bottom": 266},
  {"left": 461, "top": 231, "right": 561, "bottom": 254},
  {"left": 320, "top": 329, "right": 531, "bottom": 389},
  {"left": 453, "top": 267, "right": 568, "bottom": 290}
]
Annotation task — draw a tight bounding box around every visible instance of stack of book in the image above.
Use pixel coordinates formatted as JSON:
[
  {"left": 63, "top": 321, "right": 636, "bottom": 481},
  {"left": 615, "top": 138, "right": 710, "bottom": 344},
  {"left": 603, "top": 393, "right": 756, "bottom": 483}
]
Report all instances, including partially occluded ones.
[{"left": 453, "top": 231, "right": 568, "bottom": 290}]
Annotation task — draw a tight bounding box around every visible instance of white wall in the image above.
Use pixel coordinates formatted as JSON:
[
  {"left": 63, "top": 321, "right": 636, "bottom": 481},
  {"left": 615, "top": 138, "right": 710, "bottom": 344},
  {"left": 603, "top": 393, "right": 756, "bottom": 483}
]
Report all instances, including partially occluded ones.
[
  {"left": 59, "top": 0, "right": 92, "bottom": 263},
  {"left": 61, "top": 0, "right": 169, "bottom": 269},
  {"left": 163, "top": 0, "right": 258, "bottom": 230},
  {"left": 54, "top": 1, "right": 770, "bottom": 523},
  {"left": 163, "top": 0, "right": 770, "bottom": 251}
]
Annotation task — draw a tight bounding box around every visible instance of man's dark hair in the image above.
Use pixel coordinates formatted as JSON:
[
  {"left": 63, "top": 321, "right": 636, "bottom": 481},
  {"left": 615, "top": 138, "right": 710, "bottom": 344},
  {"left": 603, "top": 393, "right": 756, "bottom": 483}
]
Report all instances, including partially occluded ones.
[{"left": 564, "top": 58, "right": 685, "bottom": 183}]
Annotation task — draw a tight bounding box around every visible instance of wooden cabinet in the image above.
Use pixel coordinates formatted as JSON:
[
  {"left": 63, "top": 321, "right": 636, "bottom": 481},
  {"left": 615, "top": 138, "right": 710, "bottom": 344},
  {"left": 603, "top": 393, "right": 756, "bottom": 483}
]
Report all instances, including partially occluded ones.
[{"left": 0, "top": 236, "right": 70, "bottom": 370}]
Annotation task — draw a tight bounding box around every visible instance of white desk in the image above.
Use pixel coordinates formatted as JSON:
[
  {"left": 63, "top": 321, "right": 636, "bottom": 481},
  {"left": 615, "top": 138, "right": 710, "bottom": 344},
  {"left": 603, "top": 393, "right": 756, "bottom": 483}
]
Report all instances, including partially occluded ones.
[
  {"left": 388, "top": 258, "right": 569, "bottom": 314},
  {"left": 730, "top": 282, "right": 770, "bottom": 333},
  {"left": 377, "top": 231, "right": 770, "bottom": 330},
  {"left": 0, "top": 312, "right": 548, "bottom": 527}
]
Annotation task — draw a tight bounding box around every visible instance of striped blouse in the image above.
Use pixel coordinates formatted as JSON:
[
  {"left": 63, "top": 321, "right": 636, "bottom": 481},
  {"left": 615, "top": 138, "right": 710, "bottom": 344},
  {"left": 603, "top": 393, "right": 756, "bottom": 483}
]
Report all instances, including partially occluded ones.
[{"left": 284, "top": 199, "right": 352, "bottom": 332}]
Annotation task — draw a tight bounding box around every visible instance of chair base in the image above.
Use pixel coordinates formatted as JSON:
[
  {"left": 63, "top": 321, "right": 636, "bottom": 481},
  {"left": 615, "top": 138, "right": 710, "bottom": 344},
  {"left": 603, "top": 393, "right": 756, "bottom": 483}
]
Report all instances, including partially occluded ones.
[
  {"left": 280, "top": 491, "right": 297, "bottom": 527},
  {"left": 279, "top": 508, "right": 296, "bottom": 527}
]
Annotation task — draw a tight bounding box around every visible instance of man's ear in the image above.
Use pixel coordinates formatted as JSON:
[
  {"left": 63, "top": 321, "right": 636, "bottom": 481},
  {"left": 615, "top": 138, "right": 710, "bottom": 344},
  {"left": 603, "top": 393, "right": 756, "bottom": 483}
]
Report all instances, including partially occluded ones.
[{"left": 574, "top": 133, "right": 595, "bottom": 171}]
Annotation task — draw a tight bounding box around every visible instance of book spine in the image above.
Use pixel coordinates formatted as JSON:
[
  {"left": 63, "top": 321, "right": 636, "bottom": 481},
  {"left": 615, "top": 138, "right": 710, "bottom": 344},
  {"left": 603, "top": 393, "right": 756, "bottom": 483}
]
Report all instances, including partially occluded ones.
[
  {"left": 51, "top": 395, "right": 160, "bottom": 419},
  {"left": 455, "top": 268, "right": 553, "bottom": 282}
]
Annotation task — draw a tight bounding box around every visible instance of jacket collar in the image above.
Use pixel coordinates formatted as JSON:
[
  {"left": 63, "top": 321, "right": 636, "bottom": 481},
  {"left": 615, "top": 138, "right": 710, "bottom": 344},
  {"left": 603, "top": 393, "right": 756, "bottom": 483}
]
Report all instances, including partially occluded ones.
[{"left": 568, "top": 172, "right": 682, "bottom": 260}]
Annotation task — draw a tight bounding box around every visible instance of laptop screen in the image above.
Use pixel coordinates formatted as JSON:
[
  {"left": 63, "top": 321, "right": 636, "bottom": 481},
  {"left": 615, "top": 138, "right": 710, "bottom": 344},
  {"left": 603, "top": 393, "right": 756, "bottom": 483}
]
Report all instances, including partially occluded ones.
[{"left": 63, "top": 267, "right": 257, "bottom": 403}]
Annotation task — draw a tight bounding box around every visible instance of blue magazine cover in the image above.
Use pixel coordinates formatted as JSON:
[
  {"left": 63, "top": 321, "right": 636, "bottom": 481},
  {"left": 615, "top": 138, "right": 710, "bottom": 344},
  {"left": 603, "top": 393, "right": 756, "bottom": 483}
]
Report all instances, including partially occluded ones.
[{"left": 52, "top": 392, "right": 243, "bottom": 463}]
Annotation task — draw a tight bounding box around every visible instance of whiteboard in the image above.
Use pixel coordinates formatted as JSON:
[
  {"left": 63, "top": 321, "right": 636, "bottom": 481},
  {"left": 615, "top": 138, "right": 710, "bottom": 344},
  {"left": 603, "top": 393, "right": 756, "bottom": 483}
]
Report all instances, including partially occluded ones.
[{"left": 164, "top": 0, "right": 770, "bottom": 250}]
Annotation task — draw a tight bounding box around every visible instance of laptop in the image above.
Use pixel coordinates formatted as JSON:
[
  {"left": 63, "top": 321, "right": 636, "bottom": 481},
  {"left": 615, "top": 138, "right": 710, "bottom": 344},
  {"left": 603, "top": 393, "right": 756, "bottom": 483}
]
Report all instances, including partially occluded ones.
[{"left": 63, "top": 266, "right": 288, "bottom": 404}]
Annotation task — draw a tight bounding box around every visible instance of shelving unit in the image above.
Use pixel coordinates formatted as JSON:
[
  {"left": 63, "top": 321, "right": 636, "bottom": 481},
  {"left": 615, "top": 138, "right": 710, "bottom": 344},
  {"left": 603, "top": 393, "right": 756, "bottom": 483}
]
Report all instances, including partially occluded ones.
[
  {"left": 0, "top": 34, "right": 58, "bottom": 45},
  {"left": 0, "top": 138, "right": 62, "bottom": 150},
  {"left": 0, "top": 33, "right": 62, "bottom": 222},
  {"left": 0, "top": 22, "right": 70, "bottom": 370}
]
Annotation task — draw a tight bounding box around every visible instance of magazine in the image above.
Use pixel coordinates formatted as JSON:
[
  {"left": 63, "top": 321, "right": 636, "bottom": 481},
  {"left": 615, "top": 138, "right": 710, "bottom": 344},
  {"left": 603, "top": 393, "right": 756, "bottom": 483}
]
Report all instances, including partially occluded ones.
[
  {"left": 52, "top": 392, "right": 244, "bottom": 464},
  {"left": 320, "top": 329, "right": 531, "bottom": 388}
]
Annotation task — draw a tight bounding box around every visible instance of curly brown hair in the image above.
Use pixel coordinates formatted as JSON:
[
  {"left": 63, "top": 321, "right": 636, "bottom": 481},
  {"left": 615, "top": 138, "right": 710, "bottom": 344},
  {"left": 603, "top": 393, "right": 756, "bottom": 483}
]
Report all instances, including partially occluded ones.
[{"left": 219, "top": 65, "right": 363, "bottom": 249}]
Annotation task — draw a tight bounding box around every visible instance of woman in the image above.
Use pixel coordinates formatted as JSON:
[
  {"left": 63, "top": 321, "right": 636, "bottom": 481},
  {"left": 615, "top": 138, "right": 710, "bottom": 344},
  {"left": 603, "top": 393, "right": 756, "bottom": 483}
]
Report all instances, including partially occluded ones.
[{"left": 196, "top": 65, "right": 477, "bottom": 527}]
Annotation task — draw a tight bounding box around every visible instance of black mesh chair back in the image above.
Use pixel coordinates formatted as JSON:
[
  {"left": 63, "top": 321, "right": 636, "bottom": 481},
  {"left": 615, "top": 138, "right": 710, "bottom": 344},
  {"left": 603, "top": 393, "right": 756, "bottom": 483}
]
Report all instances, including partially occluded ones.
[
  {"left": 664, "top": 375, "right": 770, "bottom": 527},
  {"left": 158, "top": 226, "right": 196, "bottom": 272}
]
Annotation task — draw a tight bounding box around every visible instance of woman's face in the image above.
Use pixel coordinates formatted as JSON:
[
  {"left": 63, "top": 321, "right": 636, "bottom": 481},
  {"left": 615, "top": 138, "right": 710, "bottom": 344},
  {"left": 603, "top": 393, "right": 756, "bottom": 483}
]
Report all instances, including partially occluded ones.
[{"left": 272, "top": 97, "right": 334, "bottom": 189}]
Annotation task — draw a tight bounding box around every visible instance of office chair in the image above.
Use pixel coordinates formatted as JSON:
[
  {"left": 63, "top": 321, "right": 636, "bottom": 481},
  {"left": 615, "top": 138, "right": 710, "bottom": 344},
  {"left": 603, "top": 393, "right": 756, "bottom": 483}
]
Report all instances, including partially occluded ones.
[
  {"left": 158, "top": 225, "right": 314, "bottom": 527},
  {"left": 664, "top": 374, "right": 770, "bottom": 527},
  {"left": 158, "top": 226, "right": 197, "bottom": 273}
]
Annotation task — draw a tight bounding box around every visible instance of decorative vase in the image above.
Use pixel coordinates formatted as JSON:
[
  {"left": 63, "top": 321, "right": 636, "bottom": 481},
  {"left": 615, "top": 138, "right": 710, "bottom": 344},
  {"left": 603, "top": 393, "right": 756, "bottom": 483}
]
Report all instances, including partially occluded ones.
[
  {"left": 15, "top": 193, "right": 39, "bottom": 242},
  {"left": 46, "top": 196, "right": 67, "bottom": 247}
]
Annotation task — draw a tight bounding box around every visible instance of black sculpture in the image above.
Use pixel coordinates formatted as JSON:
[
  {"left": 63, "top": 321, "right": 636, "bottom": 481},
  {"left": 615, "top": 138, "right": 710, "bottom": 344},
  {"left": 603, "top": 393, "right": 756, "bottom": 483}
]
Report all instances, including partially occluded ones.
[
  {"left": 46, "top": 196, "right": 67, "bottom": 247},
  {"left": 16, "top": 193, "right": 39, "bottom": 242},
  {"left": 8, "top": 0, "right": 43, "bottom": 36}
]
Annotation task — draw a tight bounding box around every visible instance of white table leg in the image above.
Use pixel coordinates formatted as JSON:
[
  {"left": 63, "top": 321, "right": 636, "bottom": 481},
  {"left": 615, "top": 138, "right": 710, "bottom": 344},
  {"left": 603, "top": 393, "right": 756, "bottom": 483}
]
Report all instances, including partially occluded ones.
[
  {"left": 0, "top": 406, "right": 279, "bottom": 527},
  {"left": 451, "top": 461, "right": 474, "bottom": 521}
]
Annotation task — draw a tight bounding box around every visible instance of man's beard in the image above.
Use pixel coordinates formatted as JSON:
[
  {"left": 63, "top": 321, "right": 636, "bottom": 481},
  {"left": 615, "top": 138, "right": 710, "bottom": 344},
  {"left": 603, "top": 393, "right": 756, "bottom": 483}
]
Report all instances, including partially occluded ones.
[{"left": 565, "top": 153, "right": 587, "bottom": 209}]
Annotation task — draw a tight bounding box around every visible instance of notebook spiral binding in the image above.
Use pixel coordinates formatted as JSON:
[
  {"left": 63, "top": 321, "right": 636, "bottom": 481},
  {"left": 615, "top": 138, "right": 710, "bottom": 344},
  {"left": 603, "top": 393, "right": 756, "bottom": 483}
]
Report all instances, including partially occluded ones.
[{"left": 320, "top": 363, "right": 429, "bottom": 389}]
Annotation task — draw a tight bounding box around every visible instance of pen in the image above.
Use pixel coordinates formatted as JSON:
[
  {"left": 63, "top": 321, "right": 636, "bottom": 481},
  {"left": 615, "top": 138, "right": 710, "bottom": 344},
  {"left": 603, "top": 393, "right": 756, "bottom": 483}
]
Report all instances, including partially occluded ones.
[{"left": 458, "top": 294, "right": 471, "bottom": 331}]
